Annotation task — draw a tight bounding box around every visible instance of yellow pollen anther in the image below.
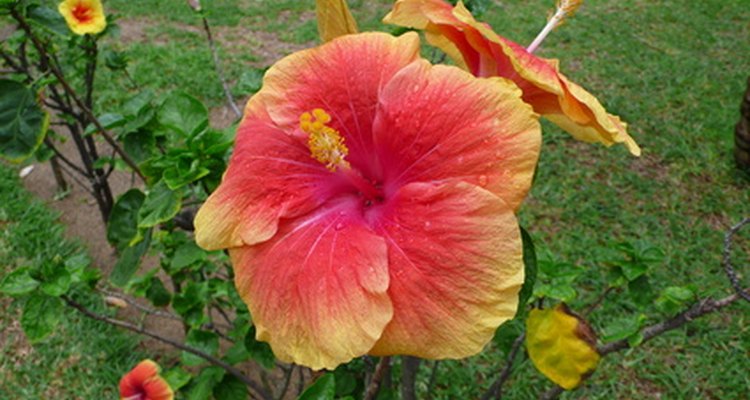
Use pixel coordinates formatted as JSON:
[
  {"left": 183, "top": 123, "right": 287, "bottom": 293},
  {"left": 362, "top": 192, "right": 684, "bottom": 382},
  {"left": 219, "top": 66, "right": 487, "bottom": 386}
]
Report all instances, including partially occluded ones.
[{"left": 300, "top": 108, "right": 349, "bottom": 171}]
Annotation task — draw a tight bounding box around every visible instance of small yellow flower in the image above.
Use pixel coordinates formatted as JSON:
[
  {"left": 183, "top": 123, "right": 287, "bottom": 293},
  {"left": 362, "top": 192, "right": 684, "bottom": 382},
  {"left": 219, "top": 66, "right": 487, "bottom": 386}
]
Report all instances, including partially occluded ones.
[{"left": 58, "top": 0, "right": 106, "bottom": 36}]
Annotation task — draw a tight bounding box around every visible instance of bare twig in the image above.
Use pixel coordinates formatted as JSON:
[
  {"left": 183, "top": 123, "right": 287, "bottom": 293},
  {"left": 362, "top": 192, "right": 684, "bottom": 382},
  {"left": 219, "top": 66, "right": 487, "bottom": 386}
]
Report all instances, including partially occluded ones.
[
  {"left": 98, "top": 289, "right": 182, "bottom": 320},
  {"left": 583, "top": 286, "right": 615, "bottom": 316},
  {"left": 481, "top": 332, "right": 526, "bottom": 400},
  {"left": 276, "top": 365, "right": 295, "bottom": 400},
  {"left": 61, "top": 295, "right": 273, "bottom": 400},
  {"left": 364, "top": 357, "right": 391, "bottom": 400},
  {"left": 425, "top": 361, "right": 440, "bottom": 400},
  {"left": 400, "top": 356, "right": 421, "bottom": 400},
  {"left": 198, "top": 13, "right": 241, "bottom": 119},
  {"left": 539, "top": 289, "right": 750, "bottom": 399},
  {"left": 43, "top": 138, "right": 91, "bottom": 177},
  {"left": 10, "top": 7, "right": 145, "bottom": 180},
  {"left": 598, "top": 290, "right": 748, "bottom": 356},
  {"left": 722, "top": 217, "right": 750, "bottom": 302}
]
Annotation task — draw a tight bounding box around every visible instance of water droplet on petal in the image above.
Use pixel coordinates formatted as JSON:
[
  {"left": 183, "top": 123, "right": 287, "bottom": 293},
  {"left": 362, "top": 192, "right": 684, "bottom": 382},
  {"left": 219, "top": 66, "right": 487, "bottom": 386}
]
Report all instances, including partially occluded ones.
[
  {"left": 335, "top": 222, "right": 345, "bottom": 231},
  {"left": 478, "top": 175, "right": 488, "bottom": 187}
]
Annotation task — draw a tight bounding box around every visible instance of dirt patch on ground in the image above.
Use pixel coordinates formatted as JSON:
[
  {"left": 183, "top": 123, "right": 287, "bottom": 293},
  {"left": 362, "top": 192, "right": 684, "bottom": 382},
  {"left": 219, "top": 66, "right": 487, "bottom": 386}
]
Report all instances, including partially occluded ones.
[
  {"left": 213, "top": 24, "right": 314, "bottom": 67},
  {"left": 117, "top": 17, "right": 158, "bottom": 44}
]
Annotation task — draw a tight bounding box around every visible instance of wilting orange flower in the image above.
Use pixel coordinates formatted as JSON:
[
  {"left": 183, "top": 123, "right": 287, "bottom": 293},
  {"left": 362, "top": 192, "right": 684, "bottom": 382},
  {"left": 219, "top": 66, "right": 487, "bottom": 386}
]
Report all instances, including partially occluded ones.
[
  {"left": 119, "top": 360, "right": 173, "bottom": 400},
  {"left": 58, "top": 0, "right": 106, "bottom": 35},
  {"left": 194, "top": 32, "right": 541, "bottom": 369},
  {"left": 384, "top": 0, "right": 641, "bottom": 155}
]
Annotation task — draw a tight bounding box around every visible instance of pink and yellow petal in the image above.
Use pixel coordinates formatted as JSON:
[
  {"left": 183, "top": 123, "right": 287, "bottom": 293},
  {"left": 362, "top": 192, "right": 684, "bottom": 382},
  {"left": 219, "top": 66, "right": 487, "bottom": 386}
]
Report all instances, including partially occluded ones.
[
  {"left": 248, "top": 31, "right": 420, "bottom": 171},
  {"left": 232, "top": 200, "right": 392, "bottom": 370},
  {"left": 369, "top": 181, "right": 523, "bottom": 358},
  {"left": 373, "top": 59, "right": 540, "bottom": 211},
  {"left": 194, "top": 108, "right": 334, "bottom": 251},
  {"left": 58, "top": 0, "right": 107, "bottom": 35},
  {"left": 384, "top": 0, "right": 640, "bottom": 155},
  {"left": 119, "top": 359, "right": 173, "bottom": 400}
]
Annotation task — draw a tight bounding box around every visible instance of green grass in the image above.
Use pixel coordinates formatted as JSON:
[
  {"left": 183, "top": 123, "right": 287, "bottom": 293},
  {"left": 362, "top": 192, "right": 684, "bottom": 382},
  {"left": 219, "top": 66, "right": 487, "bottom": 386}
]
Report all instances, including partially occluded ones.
[
  {"left": 5, "top": 0, "right": 750, "bottom": 398},
  {"left": 0, "top": 165, "right": 147, "bottom": 399}
]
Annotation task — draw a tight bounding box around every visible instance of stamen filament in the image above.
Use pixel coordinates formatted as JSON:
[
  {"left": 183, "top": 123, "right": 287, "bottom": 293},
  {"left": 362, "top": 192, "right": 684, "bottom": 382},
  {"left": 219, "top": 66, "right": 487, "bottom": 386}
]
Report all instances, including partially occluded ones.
[{"left": 527, "top": 0, "right": 583, "bottom": 54}]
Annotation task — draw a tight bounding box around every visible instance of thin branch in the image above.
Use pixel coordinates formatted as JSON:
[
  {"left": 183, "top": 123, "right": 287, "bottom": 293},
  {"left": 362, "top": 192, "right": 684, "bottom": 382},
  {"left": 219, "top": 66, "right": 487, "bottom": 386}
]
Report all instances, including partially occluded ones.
[
  {"left": 425, "top": 361, "right": 440, "bottom": 400},
  {"left": 539, "top": 289, "right": 750, "bottom": 399},
  {"left": 400, "top": 356, "right": 421, "bottom": 400},
  {"left": 43, "top": 138, "right": 91, "bottom": 177},
  {"left": 364, "top": 357, "right": 391, "bottom": 400},
  {"left": 199, "top": 13, "right": 241, "bottom": 119},
  {"left": 598, "top": 290, "right": 748, "bottom": 356},
  {"left": 276, "top": 365, "right": 295, "bottom": 400},
  {"left": 481, "top": 332, "right": 526, "bottom": 400},
  {"left": 722, "top": 217, "right": 750, "bottom": 302},
  {"left": 57, "top": 161, "right": 98, "bottom": 197},
  {"left": 583, "top": 286, "right": 615, "bottom": 316},
  {"left": 61, "top": 295, "right": 273, "bottom": 400},
  {"left": 10, "top": 7, "right": 145, "bottom": 180},
  {"left": 98, "top": 289, "right": 182, "bottom": 321}
]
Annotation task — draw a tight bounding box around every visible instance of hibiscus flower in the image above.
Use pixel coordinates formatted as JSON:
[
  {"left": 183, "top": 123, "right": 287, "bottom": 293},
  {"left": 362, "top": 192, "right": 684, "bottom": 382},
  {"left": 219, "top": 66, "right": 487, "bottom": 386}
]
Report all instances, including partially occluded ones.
[
  {"left": 194, "top": 32, "right": 541, "bottom": 369},
  {"left": 384, "top": 0, "right": 641, "bottom": 155},
  {"left": 119, "top": 360, "right": 173, "bottom": 400},
  {"left": 58, "top": 0, "right": 106, "bottom": 36}
]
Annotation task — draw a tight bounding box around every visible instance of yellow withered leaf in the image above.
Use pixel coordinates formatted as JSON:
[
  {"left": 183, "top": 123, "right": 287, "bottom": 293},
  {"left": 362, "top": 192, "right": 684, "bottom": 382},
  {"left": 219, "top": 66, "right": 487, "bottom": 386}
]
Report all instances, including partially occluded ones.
[
  {"left": 315, "top": 0, "right": 359, "bottom": 42},
  {"left": 526, "top": 303, "right": 600, "bottom": 390}
]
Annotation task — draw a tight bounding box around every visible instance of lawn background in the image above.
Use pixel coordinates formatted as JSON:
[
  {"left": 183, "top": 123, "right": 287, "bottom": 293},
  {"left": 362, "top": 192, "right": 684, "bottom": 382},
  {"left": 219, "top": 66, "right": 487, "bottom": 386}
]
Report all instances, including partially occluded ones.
[{"left": 2, "top": 0, "right": 749, "bottom": 398}]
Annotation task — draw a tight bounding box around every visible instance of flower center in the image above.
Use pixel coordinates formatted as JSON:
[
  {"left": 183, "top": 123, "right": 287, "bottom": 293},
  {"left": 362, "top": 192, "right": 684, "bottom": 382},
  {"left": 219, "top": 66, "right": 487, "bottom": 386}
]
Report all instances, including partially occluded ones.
[
  {"left": 300, "top": 108, "right": 383, "bottom": 204},
  {"left": 72, "top": 2, "right": 93, "bottom": 23},
  {"left": 300, "top": 108, "right": 350, "bottom": 171}
]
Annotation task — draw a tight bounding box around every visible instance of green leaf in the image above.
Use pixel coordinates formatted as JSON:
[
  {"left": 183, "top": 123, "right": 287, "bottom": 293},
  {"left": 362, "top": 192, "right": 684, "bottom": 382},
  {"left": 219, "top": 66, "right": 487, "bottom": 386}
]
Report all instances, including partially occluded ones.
[
  {"left": 188, "top": 366, "right": 225, "bottom": 400},
  {"left": 0, "top": 80, "right": 49, "bottom": 163},
  {"left": 122, "top": 130, "right": 156, "bottom": 164},
  {"left": 182, "top": 330, "right": 219, "bottom": 367},
  {"left": 223, "top": 341, "right": 251, "bottom": 365},
  {"left": 244, "top": 326, "right": 275, "bottom": 369},
  {"left": 146, "top": 277, "right": 171, "bottom": 307},
  {"left": 163, "top": 367, "right": 192, "bottom": 391},
  {"left": 602, "top": 314, "right": 647, "bottom": 343},
  {"left": 158, "top": 92, "right": 209, "bottom": 137},
  {"left": 619, "top": 261, "right": 649, "bottom": 282},
  {"left": 517, "top": 227, "right": 537, "bottom": 316},
  {"left": 21, "top": 294, "right": 63, "bottom": 343},
  {"left": 123, "top": 90, "right": 154, "bottom": 117},
  {"left": 103, "top": 48, "right": 129, "bottom": 70},
  {"left": 627, "top": 275, "right": 653, "bottom": 307},
  {"left": 656, "top": 286, "right": 695, "bottom": 315},
  {"left": 299, "top": 374, "right": 336, "bottom": 400},
  {"left": 84, "top": 113, "right": 125, "bottom": 136},
  {"left": 213, "top": 374, "right": 248, "bottom": 400},
  {"left": 110, "top": 230, "right": 152, "bottom": 286},
  {"left": 163, "top": 159, "right": 210, "bottom": 190},
  {"left": 0, "top": 267, "right": 40, "bottom": 296},
  {"left": 107, "top": 189, "right": 145, "bottom": 249},
  {"left": 27, "top": 5, "right": 68, "bottom": 36},
  {"left": 172, "top": 281, "right": 209, "bottom": 315},
  {"left": 333, "top": 369, "right": 357, "bottom": 397},
  {"left": 138, "top": 180, "right": 182, "bottom": 228},
  {"left": 492, "top": 317, "right": 524, "bottom": 355},
  {"left": 40, "top": 262, "right": 72, "bottom": 296},
  {"left": 170, "top": 241, "right": 207, "bottom": 272}
]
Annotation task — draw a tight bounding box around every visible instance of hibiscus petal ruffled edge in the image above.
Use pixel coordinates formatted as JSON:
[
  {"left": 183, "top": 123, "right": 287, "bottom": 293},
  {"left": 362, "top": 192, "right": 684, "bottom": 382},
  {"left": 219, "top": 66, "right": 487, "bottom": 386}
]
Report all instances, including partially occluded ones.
[
  {"left": 232, "top": 199, "right": 392, "bottom": 370},
  {"left": 384, "top": 0, "right": 641, "bottom": 156},
  {"left": 369, "top": 180, "right": 523, "bottom": 359}
]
